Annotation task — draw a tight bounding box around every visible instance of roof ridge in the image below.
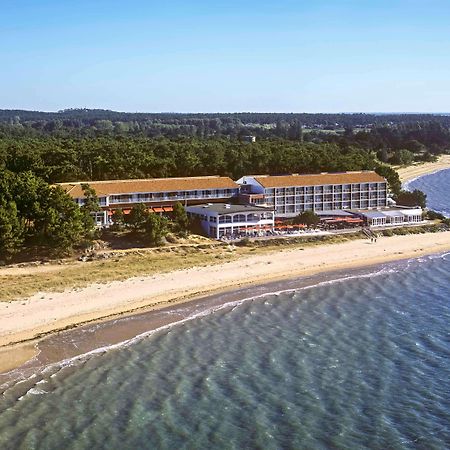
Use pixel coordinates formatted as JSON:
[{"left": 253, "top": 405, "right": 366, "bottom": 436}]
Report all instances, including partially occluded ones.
[
  {"left": 254, "top": 170, "right": 377, "bottom": 179},
  {"left": 58, "top": 175, "right": 228, "bottom": 185}
]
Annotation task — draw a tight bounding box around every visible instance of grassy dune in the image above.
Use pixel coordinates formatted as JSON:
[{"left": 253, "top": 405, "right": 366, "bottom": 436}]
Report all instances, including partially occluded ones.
[{"left": 1, "top": 225, "right": 443, "bottom": 302}]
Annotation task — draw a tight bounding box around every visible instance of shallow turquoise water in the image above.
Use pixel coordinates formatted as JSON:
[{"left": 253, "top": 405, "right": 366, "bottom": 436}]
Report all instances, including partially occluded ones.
[{"left": 0, "top": 254, "right": 449, "bottom": 449}]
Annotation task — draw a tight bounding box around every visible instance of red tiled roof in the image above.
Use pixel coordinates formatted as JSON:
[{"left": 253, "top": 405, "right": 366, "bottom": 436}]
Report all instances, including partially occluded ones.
[
  {"left": 253, "top": 171, "right": 385, "bottom": 188},
  {"left": 58, "top": 176, "right": 238, "bottom": 198}
]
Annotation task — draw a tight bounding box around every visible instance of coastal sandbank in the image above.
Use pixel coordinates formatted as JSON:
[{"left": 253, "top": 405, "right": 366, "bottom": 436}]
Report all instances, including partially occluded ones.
[
  {"left": 1, "top": 231, "right": 449, "bottom": 369},
  {"left": 396, "top": 154, "right": 450, "bottom": 183}
]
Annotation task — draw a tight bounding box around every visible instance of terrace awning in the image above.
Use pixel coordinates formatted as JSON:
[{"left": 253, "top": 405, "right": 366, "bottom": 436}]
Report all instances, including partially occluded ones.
[
  {"left": 383, "top": 211, "right": 405, "bottom": 218},
  {"left": 152, "top": 207, "right": 164, "bottom": 213}
]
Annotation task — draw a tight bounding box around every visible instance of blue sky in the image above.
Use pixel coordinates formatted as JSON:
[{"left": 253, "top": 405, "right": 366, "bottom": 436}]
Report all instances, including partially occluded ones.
[{"left": 1, "top": 0, "right": 449, "bottom": 112}]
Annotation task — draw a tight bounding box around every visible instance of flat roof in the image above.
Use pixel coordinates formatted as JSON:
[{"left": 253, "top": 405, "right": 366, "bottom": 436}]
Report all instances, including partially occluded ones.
[
  {"left": 360, "top": 211, "right": 387, "bottom": 219},
  {"left": 58, "top": 176, "right": 239, "bottom": 198},
  {"left": 187, "top": 203, "right": 273, "bottom": 214},
  {"left": 382, "top": 210, "right": 405, "bottom": 217},
  {"left": 316, "top": 210, "right": 354, "bottom": 217},
  {"left": 252, "top": 171, "right": 385, "bottom": 188}
]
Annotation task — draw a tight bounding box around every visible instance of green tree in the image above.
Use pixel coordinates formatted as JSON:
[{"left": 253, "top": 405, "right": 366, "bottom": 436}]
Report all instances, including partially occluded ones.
[
  {"left": 293, "top": 210, "right": 320, "bottom": 227},
  {"left": 127, "top": 204, "right": 150, "bottom": 230},
  {"left": 396, "top": 189, "right": 427, "bottom": 208},
  {"left": 375, "top": 165, "right": 402, "bottom": 196},
  {"left": 80, "top": 183, "right": 100, "bottom": 234},
  {"left": 145, "top": 214, "right": 169, "bottom": 245},
  {"left": 111, "top": 208, "right": 125, "bottom": 228},
  {"left": 426, "top": 210, "right": 445, "bottom": 220},
  {"left": 0, "top": 170, "right": 85, "bottom": 256},
  {"left": 389, "top": 149, "right": 414, "bottom": 165},
  {"left": 0, "top": 200, "right": 24, "bottom": 259},
  {"left": 37, "top": 186, "right": 85, "bottom": 253},
  {"left": 172, "top": 202, "right": 189, "bottom": 234}
]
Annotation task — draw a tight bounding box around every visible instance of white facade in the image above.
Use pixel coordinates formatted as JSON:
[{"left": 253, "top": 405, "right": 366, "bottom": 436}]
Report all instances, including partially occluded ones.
[
  {"left": 358, "top": 208, "right": 423, "bottom": 227},
  {"left": 236, "top": 174, "right": 388, "bottom": 218},
  {"left": 186, "top": 204, "right": 275, "bottom": 239}
]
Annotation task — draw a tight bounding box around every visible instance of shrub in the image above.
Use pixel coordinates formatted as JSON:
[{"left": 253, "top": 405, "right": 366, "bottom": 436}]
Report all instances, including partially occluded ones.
[{"left": 426, "top": 210, "right": 445, "bottom": 220}]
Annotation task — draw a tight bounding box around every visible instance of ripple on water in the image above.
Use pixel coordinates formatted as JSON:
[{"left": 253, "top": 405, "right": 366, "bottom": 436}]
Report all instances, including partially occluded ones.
[{"left": 0, "top": 254, "right": 449, "bottom": 450}]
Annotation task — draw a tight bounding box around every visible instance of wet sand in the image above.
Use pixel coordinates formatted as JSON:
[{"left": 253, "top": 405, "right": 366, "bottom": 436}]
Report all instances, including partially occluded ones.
[
  {"left": 1, "top": 231, "right": 450, "bottom": 384},
  {"left": 0, "top": 261, "right": 412, "bottom": 393}
]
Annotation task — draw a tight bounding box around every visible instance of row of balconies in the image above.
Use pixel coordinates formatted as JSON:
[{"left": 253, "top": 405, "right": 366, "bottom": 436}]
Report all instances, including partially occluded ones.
[
  {"left": 269, "top": 185, "right": 386, "bottom": 195},
  {"left": 275, "top": 199, "right": 386, "bottom": 212},
  {"left": 271, "top": 195, "right": 385, "bottom": 205},
  {"left": 267, "top": 190, "right": 385, "bottom": 199},
  {"left": 106, "top": 191, "right": 238, "bottom": 205}
]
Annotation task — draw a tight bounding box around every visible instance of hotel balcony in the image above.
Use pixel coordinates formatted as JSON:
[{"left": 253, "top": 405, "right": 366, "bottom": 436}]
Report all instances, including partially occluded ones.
[{"left": 109, "top": 191, "right": 237, "bottom": 205}]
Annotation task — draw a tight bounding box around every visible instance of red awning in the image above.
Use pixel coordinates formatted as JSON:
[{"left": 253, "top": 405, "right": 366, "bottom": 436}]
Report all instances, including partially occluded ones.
[
  {"left": 152, "top": 207, "right": 164, "bottom": 213},
  {"left": 163, "top": 206, "right": 173, "bottom": 212}
]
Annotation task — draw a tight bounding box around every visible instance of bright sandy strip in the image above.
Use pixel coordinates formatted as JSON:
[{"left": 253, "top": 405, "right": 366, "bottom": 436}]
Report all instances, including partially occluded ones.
[
  {"left": 396, "top": 154, "right": 450, "bottom": 183},
  {"left": 1, "top": 232, "right": 449, "bottom": 356}
]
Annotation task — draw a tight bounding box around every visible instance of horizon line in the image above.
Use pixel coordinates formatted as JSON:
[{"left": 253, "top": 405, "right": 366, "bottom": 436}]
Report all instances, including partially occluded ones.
[{"left": 1, "top": 108, "right": 450, "bottom": 116}]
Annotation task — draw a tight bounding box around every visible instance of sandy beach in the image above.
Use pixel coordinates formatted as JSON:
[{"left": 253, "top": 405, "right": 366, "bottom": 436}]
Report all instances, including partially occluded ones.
[
  {"left": 1, "top": 231, "right": 449, "bottom": 372},
  {"left": 396, "top": 154, "right": 450, "bottom": 183}
]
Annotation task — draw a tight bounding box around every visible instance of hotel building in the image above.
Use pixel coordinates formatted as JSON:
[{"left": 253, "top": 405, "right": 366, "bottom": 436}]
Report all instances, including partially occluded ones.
[
  {"left": 59, "top": 176, "right": 239, "bottom": 226},
  {"left": 186, "top": 203, "right": 275, "bottom": 239},
  {"left": 355, "top": 207, "right": 423, "bottom": 227},
  {"left": 236, "top": 171, "right": 388, "bottom": 218}
]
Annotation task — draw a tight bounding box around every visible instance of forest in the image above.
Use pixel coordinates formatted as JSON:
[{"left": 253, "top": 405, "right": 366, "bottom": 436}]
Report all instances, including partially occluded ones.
[
  {"left": 1, "top": 109, "right": 450, "bottom": 144},
  {"left": 1, "top": 110, "right": 449, "bottom": 260}
]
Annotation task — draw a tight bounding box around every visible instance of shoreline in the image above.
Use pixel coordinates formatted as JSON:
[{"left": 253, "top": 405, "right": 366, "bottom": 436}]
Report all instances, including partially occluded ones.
[
  {"left": 396, "top": 154, "right": 450, "bottom": 183},
  {"left": 0, "top": 258, "right": 419, "bottom": 392},
  {"left": 1, "top": 231, "right": 450, "bottom": 376}
]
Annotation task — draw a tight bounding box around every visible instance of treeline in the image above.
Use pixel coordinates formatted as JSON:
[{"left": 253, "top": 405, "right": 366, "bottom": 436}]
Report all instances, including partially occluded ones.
[
  {"left": 0, "top": 137, "right": 380, "bottom": 182},
  {"left": 325, "top": 122, "right": 450, "bottom": 163},
  {"left": 0, "top": 171, "right": 98, "bottom": 259},
  {"left": 2, "top": 109, "right": 450, "bottom": 141},
  {"left": 1, "top": 126, "right": 439, "bottom": 259}
]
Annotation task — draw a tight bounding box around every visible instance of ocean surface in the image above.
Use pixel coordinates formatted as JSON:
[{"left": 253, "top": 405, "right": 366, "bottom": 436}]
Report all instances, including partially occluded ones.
[
  {"left": 1, "top": 256, "right": 449, "bottom": 449},
  {"left": 0, "top": 169, "right": 449, "bottom": 450},
  {"left": 405, "top": 167, "right": 450, "bottom": 217}
]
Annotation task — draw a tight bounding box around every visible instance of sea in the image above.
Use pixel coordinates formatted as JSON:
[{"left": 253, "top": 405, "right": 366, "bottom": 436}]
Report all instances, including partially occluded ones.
[
  {"left": 0, "top": 170, "right": 449, "bottom": 450},
  {"left": 404, "top": 167, "right": 450, "bottom": 217}
]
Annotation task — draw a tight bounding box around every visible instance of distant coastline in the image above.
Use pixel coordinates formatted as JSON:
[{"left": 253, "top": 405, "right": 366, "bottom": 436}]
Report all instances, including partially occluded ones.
[{"left": 396, "top": 154, "right": 450, "bottom": 184}]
